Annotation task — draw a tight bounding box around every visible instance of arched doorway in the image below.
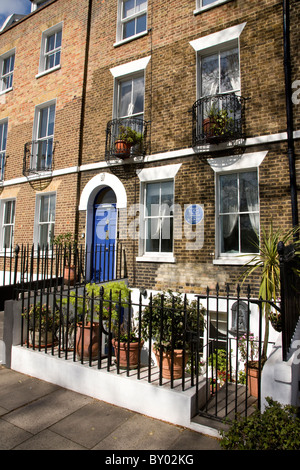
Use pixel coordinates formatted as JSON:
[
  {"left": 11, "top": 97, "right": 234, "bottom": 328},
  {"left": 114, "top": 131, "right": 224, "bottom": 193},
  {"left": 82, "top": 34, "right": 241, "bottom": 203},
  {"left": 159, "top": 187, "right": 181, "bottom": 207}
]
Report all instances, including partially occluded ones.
[
  {"left": 79, "top": 172, "right": 127, "bottom": 282},
  {"left": 93, "top": 187, "right": 117, "bottom": 282}
]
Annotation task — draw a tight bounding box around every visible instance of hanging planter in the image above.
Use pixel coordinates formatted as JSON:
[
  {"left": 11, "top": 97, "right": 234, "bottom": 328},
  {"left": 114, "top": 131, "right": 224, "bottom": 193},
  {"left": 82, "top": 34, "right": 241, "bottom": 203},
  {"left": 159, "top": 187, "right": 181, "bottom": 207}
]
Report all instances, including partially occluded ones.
[
  {"left": 114, "top": 139, "right": 132, "bottom": 159},
  {"left": 114, "top": 126, "right": 143, "bottom": 159}
]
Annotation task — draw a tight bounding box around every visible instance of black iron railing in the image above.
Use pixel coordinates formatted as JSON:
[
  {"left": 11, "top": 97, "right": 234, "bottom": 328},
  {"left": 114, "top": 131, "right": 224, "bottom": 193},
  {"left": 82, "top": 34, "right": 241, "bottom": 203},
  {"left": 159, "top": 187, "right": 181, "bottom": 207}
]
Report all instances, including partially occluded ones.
[
  {"left": 1, "top": 242, "right": 127, "bottom": 295},
  {"left": 19, "top": 286, "right": 204, "bottom": 391},
  {"left": 23, "top": 139, "right": 57, "bottom": 176},
  {"left": 192, "top": 93, "right": 245, "bottom": 146},
  {"left": 105, "top": 117, "right": 149, "bottom": 163},
  {"left": 278, "top": 241, "right": 300, "bottom": 361}
]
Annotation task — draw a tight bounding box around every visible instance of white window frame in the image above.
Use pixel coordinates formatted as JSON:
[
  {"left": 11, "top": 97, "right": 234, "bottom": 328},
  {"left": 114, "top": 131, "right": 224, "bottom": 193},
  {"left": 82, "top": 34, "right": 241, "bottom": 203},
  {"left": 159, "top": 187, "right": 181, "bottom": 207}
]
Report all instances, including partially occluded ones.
[
  {"left": 31, "top": 0, "right": 53, "bottom": 12},
  {"left": 115, "top": 0, "right": 148, "bottom": 46},
  {"left": 0, "top": 119, "right": 8, "bottom": 182},
  {"left": 0, "top": 199, "right": 16, "bottom": 251},
  {"left": 34, "top": 192, "right": 56, "bottom": 249},
  {"left": 194, "top": 0, "right": 234, "bottom": 15},
  {"left": 116, "top": 73, "right": 145, "bottom": 120},
  {"left": 137, "top": 164, "right": 181, "bottom": 263},
  {"left": 32, "top": 100, "right": 56, "bottom": 174},
  {"left": 199, "top": 44, "right": 241, "bottom": 99},
  {"left": 208, "top": 151, "right": 267, "bottom": 265},
  {"left": 217, "top": 170, "right": 259, "bottom": 257},
  {"left": 110, "top": 57, "right": 150, "bottom": 123},
  {"left": 0, "top": 49, "right": 15, "bottom": 94},
  {"left": 37, "top": 23, "right": 62, "bottom": 77}
]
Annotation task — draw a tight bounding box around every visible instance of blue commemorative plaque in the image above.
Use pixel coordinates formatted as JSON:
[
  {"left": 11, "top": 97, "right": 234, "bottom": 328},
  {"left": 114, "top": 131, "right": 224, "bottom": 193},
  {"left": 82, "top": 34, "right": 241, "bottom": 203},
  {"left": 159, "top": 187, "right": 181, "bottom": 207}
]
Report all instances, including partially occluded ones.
[{"left": 184, "top": 204, "right": 204, "bottom": 225}]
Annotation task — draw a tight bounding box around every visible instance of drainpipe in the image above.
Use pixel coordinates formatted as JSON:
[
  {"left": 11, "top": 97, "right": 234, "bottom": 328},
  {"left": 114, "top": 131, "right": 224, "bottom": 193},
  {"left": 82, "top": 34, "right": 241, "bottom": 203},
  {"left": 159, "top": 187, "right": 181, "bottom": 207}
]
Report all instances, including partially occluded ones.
[
  {"left": 75, "top": 0, "right": 93, "bottom": 238},
  {"left": 283, "top": 0, "right": 299, "bottom": 232}
]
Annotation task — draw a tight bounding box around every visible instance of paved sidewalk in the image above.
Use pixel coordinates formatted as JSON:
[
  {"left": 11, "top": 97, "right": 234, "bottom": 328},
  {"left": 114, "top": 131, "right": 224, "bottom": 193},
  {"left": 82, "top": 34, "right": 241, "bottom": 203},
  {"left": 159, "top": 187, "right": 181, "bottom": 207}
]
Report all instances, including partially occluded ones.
[{"left": 0, "top": 365, "right": 222, "bottom": 451}]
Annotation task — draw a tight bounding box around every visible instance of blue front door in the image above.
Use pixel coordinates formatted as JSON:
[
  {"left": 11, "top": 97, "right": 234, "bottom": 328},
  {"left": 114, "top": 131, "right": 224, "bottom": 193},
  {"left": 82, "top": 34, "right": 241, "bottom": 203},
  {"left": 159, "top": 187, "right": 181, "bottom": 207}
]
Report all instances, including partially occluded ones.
[{"left": 93, "top": 204, "right": 117, "bottom": 282}]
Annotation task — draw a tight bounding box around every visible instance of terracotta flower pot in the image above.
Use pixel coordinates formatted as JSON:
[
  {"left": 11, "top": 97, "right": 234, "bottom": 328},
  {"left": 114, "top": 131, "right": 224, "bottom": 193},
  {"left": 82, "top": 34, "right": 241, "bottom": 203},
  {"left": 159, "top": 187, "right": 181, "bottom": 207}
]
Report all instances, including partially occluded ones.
[
  {"left": 76, "top": 322, "right": 100, "bottom": 360},
  {"left": 112, "top": 338, "right": 144, "bottom": 370},
  {"left": 114, "top": 139, "right": 131, "bottom": 159},
  {"left": 246, "top": 362, "right": 260, "bottom": 398},
  {"left": 153, "top": 347, "right": 188, "bottom": 379},
  {"left": 64, "top": 265, "right": 76, "bottom": 286}
]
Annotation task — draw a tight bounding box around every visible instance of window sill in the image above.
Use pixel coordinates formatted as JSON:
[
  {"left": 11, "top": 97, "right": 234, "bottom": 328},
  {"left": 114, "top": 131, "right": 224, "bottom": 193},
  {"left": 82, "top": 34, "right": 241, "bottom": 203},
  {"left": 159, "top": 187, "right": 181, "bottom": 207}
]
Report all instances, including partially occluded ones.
[
  {"left": 114, "top": 30, "right": 148, "bottom": 48},
  {"left": 213, "top": 255, "right": 256, "bottom": 266},
  {"left": 26, "top": 170, "right": 52, "bottom": 180},
  {"left": 36, "top": 65, "right": 61, "bottom": 79},
  {"left": 193, "top": 0, "right": 233, "bottom": 16},
  {"left": 0, "top": 87, "right": 13, "bottom": 96},
  {"left": 136, "top": 254, "right": 176, "bottom": 263}
]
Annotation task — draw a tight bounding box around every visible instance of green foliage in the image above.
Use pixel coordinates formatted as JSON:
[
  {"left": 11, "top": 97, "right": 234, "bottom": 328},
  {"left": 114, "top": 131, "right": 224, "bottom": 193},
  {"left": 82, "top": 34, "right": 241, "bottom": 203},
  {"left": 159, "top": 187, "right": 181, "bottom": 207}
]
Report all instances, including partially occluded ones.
[
  {"left": 67, "top": 281, "right": 131, "bottom": 327},
  {"left": 240, "top": 222, "right": 300, "bottom": 360},
  {"left": 118, "top": 126, "right": 143, "bottom": 145},
  {"left": 208, "top": 349, "right": 231, "bottom": 385},
  {"left": 141, "top": 290, "right": 205, "bottom": 351},
  {"left": 22, "top": 302, "right": 60, "bottom": 332},
  {"left": 208, "top": 105, "right": 233, "bottom": 137},
  {"left": 220, "top": 397, "right": 300, "bottom": 450},
  {"left": 51, "top": 232, "right": 76, "bottom": 246}
]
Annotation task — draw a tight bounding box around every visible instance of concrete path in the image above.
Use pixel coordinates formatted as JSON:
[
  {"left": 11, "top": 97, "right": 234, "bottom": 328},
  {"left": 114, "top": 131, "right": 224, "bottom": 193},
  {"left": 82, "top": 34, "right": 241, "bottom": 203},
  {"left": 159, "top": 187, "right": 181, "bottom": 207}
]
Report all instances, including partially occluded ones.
[{"left": 0, "top": 365, "right": 222, "bottom": 451}]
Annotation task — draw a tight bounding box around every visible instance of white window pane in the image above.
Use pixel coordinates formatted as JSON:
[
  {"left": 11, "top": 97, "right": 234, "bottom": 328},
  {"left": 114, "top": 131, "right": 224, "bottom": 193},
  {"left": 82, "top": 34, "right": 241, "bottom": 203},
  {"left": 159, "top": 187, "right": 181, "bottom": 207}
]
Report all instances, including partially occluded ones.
[
  {"left": 48, "top": 105, "right": 55, "bottom": 135},
  {"left": 220, "top": 214, "right": 239, "bottom": 253},
  {"left": 240, "top": 214, "right": 259, "bottom": 253},
  {"left": 146, "top": 218, "right": 159, "bottom": 252},
  {"left": 132, "top": 76, "right": 144, "bottom": 115},
  {"left": 161, "top": 217, "right": 173, "bottom": 252},
  {"left": 123, "top": 0, "right": 135, "bottom": 18},
  {"left": 136, "top": 13, "right": 146, "bottom": 34},
  {"left": 119, "top": 80, "right": 132, "bottom": 116},
  {"left": 146, "top": 182, "right": 160, "bottom": 216},
  {"left": 136, "top": 0, "right": 147, "bottom": 12},
  {"left": 202, "top": 0, "right": 216, "bottom": 5},
  {"left": 220, "top": 174, "right": 238, "bottom": 214},
  {"left": 161, "top": 181, "right": 174, "bottom": 211},
  {"left": 239, "top": 172, "right": 258, "bottom": 213},
  {"left": 55, "top": 30, "right": 62, "bottom": 48},
  {"left": 220, "top": 48, "right": 240, "bottom": 93},
  {"left": 0, "top": 122, "right": 7, "bottom": 151},
  {"left": 39, "top": 224, "right": 49, "bottom": 247},
  {"left": 40, "top": 196, "right": 49, "bottom": 222},
  {"left": 46, "top": 34, "right": 55, "bottom": 53},
  {"left": 201, "top": 54, "right": 219, "bottom": 96}
]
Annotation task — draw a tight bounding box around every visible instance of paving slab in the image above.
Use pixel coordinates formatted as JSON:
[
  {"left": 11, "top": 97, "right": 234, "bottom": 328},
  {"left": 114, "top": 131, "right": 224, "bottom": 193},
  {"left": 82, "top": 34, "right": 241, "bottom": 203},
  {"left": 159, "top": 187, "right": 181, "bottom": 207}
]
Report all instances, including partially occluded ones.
[
  {"left": 0, "top": 366, "right": 222, "bottom": 451},
  {"left": 2, "top": 388, "right": 93, "bottom": 434}
]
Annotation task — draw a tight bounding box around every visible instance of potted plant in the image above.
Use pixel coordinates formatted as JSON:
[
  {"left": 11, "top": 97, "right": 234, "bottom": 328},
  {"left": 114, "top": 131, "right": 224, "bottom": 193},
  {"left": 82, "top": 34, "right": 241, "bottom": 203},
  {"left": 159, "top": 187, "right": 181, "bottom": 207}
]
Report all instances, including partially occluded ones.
[
  {"left": 202, "top": 105, "right": 233, "bottom": 143},
  {"left": 59, "top": 301, "right": 76, "bottom": 351},
  {"left": 68, "top": 283, "right": 102, "bottom": 360},
  {"left": 240, "top": 222, "right": 300, "bottom": 363},
  {"left": 208, "top": 348, "right": 231, "bottom": 391},
  {"left": 51, "top": 232, "right": 77, "bottom": 285},
  {"left": 100, "top": 281, "right": 143, "bottom": 369},
  {"left": 115, "top": 125, "right": 143, "bottom": 159},
  {"left": 141, "top": 290, "right": 205, "bottom": 379},
  {"left": 111, "top": 323, "right": 144, "bottom": 370},
  {"left": 22, "top": 302, "right": 60, "bottom": 348},
  {"left": 238, "top": 332, "right": 259, "bottom": 398}
]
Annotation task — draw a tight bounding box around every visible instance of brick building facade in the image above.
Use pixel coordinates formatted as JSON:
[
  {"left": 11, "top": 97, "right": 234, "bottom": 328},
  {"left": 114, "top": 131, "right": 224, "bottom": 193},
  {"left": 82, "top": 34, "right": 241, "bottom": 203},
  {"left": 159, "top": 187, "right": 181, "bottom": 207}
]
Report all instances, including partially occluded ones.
[{"left": 0, "top": 0, "right": 299, "bottom": 295}]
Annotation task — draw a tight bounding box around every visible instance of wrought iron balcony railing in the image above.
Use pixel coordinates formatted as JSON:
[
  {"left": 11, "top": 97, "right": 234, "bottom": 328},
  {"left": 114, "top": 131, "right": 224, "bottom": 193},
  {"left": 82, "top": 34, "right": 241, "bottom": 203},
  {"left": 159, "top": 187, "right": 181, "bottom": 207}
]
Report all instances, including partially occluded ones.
[
  {"left": 105, "top": 117, "right": 149, "bottom": 163},
  {"left": 23, "top": 138, "right": 56, "bottom": 176},
  {"left": 192, "top": 93, "right": 245, "bottom": 146}
]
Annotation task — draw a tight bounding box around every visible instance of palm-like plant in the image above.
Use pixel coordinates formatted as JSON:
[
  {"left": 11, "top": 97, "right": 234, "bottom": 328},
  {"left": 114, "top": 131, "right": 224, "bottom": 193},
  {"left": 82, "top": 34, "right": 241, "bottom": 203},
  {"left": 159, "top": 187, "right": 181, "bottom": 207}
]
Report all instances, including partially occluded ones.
[{"left": 241, "top": 222, "right": 299, "bottom": 361}]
